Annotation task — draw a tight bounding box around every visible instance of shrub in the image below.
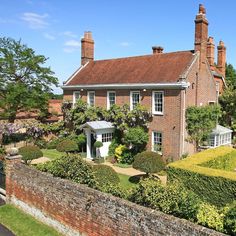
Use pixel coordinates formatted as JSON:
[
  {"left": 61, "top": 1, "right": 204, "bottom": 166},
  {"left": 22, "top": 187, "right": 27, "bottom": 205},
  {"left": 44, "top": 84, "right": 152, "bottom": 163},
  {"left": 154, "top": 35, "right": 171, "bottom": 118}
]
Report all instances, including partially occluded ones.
[
  {"left": 115, "top": 144, "right": 126, "bottom": 163},
  {"left": 124, "top": 126, "right": 149, "bottom": 154},
  {"left": 47, "top": 138, "right": 62, "bottom": 149},
  {"left": 130, "top": 176, "right": 200, "bottom": 221},
  {"left": 196, "top": 203, "right": 224, "bottom": 232},
  {"left": 56, "top": 139, "right": 78, "bottom": 153},
  {"left": 167, "top": 146, "right": 236, "bottom": 206},
  {"left": 34, "top": 139, "right": 47, "bottom": 149},
  {"left": 37, "top": 154, "right": 96, "bottom": 187},
  {"left": 99, "top": 183, "right": 130, "bottom": 199},
  {"left": 94, "top": 141, "right": 103, "bottom": 148},
  {"left": 133, "top": 151, "right": 165, "bottom": 174},
  {"left": 108, "top": 138, "right": 119, "bottom": 156},
  {"left": 93, "top": 164, "right": 120, "bottom": 187},
  {"left": 19, "top": 145, "right": 43, "bottom": 164},
  {"left": 224, "top": 201, "right": 236, "bottom": 235}
]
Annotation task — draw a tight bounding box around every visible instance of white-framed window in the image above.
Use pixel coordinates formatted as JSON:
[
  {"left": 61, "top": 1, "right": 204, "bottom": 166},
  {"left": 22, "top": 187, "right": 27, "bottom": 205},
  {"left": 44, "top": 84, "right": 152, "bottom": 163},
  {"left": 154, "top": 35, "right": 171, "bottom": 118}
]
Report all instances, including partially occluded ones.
[
  {"left": 152, "top": 131, "right": 162, "bottom": 152},
  {"left": 87, "top": 91, "right": 95, "bottom": 107},
  {"left": 102, "top": 133, "right": 113, "bottom": 142},
  {"left": 152, "top": 91, "right": 164, "bottom": 115},
  {"left": 73, "top": 91, "right": 80, "bottom": 107},
  {"left": 107, "top": 91, "right": 116, "bottom": 109},
  {"left": 130, "top": 91, "right": 140, "bottom": 110},
  {"left": 208, "top": 101, "right": 215, "bottom": 105}
]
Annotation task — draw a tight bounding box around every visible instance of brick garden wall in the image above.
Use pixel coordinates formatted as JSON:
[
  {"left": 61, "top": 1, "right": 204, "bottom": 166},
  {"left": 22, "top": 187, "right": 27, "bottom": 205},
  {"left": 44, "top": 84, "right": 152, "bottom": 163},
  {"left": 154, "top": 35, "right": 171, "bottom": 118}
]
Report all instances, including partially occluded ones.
[{"left": 6, "top": 158, "right": 224, "bottom": 236}]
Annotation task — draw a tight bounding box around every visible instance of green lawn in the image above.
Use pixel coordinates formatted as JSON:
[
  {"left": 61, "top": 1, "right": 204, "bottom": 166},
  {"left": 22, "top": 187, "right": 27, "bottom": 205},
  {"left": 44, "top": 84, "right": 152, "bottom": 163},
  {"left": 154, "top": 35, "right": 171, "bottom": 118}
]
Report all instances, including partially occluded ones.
[
  {"left": 0, "top": 204, "right": 62, "bottom": 236},
  {"left": 41, "top": 149, "right": 62, "bottom": 160},
  {"left": 118, "top": 173, "right": 140, "bottom": 189}
]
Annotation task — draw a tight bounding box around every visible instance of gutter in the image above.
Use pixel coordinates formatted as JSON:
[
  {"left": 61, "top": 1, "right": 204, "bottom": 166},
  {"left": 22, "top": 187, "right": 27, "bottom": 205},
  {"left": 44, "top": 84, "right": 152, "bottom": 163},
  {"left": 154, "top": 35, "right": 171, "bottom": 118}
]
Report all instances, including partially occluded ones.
[{"left": 61, "top": 82, "right": 190, "bottom": 90}]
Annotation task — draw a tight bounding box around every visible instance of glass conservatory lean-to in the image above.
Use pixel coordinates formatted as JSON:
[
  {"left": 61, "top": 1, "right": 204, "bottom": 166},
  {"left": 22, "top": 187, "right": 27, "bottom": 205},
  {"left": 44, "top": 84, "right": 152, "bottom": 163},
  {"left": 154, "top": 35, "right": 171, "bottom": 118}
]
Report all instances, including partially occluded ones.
[{"left": 209, "top": 125, "right": 232, "bottom": 147}]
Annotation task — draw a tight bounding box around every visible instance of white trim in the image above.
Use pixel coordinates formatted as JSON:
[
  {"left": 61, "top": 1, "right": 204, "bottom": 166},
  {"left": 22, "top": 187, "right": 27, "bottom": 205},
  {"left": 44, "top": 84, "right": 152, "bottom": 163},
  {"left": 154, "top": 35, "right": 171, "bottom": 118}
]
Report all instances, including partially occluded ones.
[
  {"left": 73, "top": 91, "right": 80, "bottom": 107},
  {"left": 63, "top": 61, "right": 89, "bottom": 85},
  {"left": 87, "top": 91, "right": 95, "bottom": 107},
  {"left": 152, "top": 91, "right": 164, "bottom": 115},
  {"left": 208, "top": 101, "right": 216, "bottom": 105},
  {"left": 107, "top": 91, "right": 116, "bottom": 110},
  {"left": 130, "top": 91, "right": 140, "bottom": 110},
  {"left": 62, "top": 82, "right": 190, "bottom": 90}
]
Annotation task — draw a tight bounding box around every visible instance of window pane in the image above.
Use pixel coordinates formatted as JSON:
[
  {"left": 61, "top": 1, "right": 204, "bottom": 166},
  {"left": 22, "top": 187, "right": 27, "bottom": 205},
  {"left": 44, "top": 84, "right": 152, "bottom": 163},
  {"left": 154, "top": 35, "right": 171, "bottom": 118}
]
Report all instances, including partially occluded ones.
[
  {"left": 108, "top": 92, "right": 116, "bottom": 108},
  {"left": 102, "top": 133, "right": 113, "bottom": 142},
  {"left": 153, "top": 92, "right": 163, "bottom": 113},
  {"left": 132, "top": 92, "right": 140, "bottom": 109},
  {"left": 153, "top": 132, "right": 162, "bottom": 152},
  {"left": 88, "top": 92, "right": 95, "bottom": 106}
]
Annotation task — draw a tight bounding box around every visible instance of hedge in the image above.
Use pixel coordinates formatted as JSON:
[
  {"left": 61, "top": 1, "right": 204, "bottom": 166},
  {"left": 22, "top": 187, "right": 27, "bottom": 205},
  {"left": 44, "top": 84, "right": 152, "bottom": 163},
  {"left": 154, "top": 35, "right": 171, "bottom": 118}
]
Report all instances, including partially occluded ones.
[{"left": 167, "top": 146, "right": 236, "bottom": 206}]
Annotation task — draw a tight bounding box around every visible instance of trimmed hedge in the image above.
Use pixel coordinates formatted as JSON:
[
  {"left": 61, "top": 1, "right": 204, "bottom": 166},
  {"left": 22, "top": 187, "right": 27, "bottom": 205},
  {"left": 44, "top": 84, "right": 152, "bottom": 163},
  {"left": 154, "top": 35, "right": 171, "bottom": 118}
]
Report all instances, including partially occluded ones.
[
  {"left": 133, "top": 151, "right": 165, "bottom": 174},
  {"left": 56, "top": 139, "right": 78, "bottom": 153},
  {"left": 93, "top": 164, "right": 120, "bottom": 187},
  {"left": 167, "top": 146, "right": 236, "bottom": 206},
  {"left": 19, "top": 145, "right": 43, "bottom": 164}
]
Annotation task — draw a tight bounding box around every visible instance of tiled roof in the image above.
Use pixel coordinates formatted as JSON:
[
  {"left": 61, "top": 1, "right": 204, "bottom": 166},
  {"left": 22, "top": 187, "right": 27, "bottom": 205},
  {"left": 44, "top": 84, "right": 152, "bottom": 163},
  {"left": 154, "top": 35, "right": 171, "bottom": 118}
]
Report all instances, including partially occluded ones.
[
  {"left": 66, "top": 51, "right": 195, "bottom": 86},
  {"left": 80, "top": 121, "right": 114, "bottom": 130}
]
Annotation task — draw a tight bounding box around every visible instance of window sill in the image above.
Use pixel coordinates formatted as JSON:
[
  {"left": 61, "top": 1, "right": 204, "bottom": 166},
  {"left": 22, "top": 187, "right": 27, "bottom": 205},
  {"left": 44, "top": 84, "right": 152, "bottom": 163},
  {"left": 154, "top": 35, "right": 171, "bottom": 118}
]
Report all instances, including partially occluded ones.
[{"left": 152, "top": 112, "right": 164, "bottom": 116}]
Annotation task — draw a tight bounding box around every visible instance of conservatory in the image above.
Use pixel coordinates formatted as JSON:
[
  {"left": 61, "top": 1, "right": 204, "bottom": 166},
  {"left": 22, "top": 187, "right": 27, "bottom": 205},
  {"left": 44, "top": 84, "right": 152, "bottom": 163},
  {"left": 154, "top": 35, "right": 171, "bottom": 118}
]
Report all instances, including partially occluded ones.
[
  {"left": 80, "top": 121, "right": 115, "bottom": 159},
  {"left": 208, "top": 125, "right": 232, "bottom": 147}
]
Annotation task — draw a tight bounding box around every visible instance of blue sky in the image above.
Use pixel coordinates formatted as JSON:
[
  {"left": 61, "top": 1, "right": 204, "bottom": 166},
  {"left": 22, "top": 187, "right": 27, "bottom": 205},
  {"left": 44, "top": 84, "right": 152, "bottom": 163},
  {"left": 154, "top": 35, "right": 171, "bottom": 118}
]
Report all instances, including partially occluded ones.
[{"left": 1, "top": 0, "right": 235, "bottom": 93}]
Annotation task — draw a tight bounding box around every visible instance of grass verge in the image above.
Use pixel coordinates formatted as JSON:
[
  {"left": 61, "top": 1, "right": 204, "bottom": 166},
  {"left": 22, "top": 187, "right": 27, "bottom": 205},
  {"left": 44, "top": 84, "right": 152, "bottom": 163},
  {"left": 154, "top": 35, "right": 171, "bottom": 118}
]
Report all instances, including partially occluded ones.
[
  {"left": 41, "top": 149, "right": 62, "bottom": 160},
  {"left": 0, "top": 204, "right": 62, "bottom": 236}
]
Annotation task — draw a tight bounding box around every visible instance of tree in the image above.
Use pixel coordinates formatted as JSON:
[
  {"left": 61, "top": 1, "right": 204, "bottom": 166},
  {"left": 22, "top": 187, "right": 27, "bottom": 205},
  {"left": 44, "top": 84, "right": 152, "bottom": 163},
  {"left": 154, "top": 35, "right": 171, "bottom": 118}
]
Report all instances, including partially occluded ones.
[
  {"left": 219, "top": 63, "right": 236, "bottom": 132},
  {"left": 186, "top": 105, "right": 221, "bottom": 149},
  {"left": 0, "top": 37, "right": 58, "bottom": 122}
]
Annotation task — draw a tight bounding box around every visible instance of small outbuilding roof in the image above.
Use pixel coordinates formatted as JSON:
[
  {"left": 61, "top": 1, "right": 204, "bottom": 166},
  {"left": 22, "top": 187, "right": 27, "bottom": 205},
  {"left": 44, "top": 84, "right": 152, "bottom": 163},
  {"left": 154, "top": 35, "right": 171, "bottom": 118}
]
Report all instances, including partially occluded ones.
[
  {"left": 80, "top": 120, "right": 114, "bottom": 131},
  {"left": 211, "top": 125, "right": 232, "bottom": 135}
]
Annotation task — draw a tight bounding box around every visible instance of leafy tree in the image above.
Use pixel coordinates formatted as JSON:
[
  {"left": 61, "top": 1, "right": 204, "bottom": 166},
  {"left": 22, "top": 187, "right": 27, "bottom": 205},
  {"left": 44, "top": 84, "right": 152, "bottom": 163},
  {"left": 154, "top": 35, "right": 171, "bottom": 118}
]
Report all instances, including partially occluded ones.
[
  {"left": 186, "top": 105, "right": 221, "bottom": 149},
  {"left": 124, "top": 126, "right": 149, "bottom": 154},
  {"left": 0, "top": 37, "right": 58, "bottom": 122},
  {"left": 219, "top": 63, "right": 236, "bottom": 132}
]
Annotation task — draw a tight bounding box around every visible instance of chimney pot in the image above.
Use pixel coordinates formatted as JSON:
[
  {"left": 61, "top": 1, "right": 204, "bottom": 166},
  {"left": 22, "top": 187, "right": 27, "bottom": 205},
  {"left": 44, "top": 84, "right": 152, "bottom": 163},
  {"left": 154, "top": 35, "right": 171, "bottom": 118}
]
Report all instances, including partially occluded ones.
[{"left": 152, "top": 46, "right": 164, "bottom": 54}]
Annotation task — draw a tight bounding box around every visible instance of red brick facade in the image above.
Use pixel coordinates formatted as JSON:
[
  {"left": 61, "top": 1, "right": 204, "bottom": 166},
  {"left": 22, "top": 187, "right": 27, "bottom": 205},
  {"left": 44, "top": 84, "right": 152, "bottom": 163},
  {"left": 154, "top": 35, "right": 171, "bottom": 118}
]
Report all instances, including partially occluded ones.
[{"left": 62, "top": 4, "right": 225, "bottom": 159}]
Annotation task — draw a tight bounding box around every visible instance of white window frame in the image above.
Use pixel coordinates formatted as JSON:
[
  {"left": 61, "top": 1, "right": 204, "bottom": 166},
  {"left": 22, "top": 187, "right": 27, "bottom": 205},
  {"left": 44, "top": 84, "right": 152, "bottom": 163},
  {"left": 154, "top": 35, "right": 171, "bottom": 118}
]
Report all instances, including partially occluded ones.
[
  {"left": 87, "top": 91, "right": 95, "bottom": 107},
  {"left": 73, "top": 91, "right": 80, "bottom": 107},
  {"left": 107, "top": 91, "right": 116, "bottom": 110},
  {"left": 102, "top": 133, "right": 113, "bottom": 143},
  {"left": 130, "top": 91, "right": 140, "bottom": 110},
  {"left": 152, "top": 131, "right": 162, "bottom": 154},
  {"left": 152, "top": 91, "right": 164, "bottom": 115},
  {"left": 208, "top": 101, "right": 216, "bottom": 105}
]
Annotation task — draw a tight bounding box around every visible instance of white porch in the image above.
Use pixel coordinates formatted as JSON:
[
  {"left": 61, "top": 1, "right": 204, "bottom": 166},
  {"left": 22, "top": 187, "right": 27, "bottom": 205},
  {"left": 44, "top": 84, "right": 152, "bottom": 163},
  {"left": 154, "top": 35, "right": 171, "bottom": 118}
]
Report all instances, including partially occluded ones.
[{"left": 80, "top": 121, "right": 114, "bottom": 159}]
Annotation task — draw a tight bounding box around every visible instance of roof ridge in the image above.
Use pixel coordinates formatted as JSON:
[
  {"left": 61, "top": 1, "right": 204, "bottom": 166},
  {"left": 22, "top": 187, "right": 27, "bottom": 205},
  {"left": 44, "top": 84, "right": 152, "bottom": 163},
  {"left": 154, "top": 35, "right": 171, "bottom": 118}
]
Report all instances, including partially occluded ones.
[{"left": 93, "top": 50, "right": 194, "bottom": 62}]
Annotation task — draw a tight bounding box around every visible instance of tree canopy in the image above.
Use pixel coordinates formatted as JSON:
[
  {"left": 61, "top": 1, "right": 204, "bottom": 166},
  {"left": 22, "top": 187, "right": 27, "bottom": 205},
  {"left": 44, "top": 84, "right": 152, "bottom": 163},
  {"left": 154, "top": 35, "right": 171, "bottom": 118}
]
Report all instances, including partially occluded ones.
[
  {"left": 219, "top": 63, "right": 236, "bottom": 132},
  {"left": 0, "top": 37, "right": 58, "bottom": 122},
  {"left": 186, "top": 105, "right": 221, "bottom": 148}
]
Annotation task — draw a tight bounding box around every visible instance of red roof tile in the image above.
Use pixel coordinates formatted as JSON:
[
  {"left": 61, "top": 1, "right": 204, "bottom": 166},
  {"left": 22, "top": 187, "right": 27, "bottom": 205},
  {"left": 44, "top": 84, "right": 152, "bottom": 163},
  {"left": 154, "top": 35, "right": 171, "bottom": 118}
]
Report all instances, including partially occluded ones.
[{"left": 66, "top": 51, "right": 195, "bottom": 86}]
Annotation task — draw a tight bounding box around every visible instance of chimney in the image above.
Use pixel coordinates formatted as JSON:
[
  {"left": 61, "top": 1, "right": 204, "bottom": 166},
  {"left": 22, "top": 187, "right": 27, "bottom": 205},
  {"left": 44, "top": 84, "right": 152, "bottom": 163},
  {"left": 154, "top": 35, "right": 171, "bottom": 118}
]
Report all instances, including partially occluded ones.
[
  {"left": 217, "top": 40, "right": 226, "bottom": 77},
  {"left": 194, "top": 4, "right": 208, "bottom": 67},
  {"left": 152, "top": 46, "right": 164, "bottom": 54},
  {"left": 207, "top": 36, "right": 215, "bottom": 68},
  {"left": 81, "top": 31, "right": 94, "bottom": 66}
]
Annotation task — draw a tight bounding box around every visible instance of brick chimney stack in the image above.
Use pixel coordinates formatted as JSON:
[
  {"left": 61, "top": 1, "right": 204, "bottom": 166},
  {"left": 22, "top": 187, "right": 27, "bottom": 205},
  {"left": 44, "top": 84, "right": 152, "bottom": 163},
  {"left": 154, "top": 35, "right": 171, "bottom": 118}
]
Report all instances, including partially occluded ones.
[
  {"left": 217, "top": 40, "right": 226, "bottom": 77},
  {"left": 152, "top": 46, "right": 164, "bottom": 54},
  {"left": 194, "top": 4, "right": 208, "bottom": 67},
  {"left": 81, "top": 31, "right": 94, "bottom": 66},
  {"left": 207, "top": 36, "right": 215, "bottom": 68}
]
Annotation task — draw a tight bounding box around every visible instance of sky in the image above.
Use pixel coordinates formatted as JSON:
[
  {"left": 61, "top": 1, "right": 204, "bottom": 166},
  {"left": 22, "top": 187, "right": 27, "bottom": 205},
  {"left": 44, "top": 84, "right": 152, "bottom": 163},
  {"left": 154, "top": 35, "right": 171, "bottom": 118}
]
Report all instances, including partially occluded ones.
[{"left": 1, "top": 0, "right": 236, "bottom": 94}]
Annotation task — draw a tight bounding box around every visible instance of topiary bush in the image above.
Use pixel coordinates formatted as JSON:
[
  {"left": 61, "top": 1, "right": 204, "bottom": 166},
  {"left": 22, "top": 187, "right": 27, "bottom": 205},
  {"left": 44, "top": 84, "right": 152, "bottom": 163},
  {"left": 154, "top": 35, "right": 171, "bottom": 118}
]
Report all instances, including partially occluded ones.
[
  {"left": 19, "top": 145, "right": 43, "bottom": 164},
  {"left": 47, "top": 138, "right": 62, "bottom": 149},
  {"left": 94, "top": 141, "right": 103, "bottom": 148},
  {"left": 132, "top": 151, "right": 165, "bottom": 174},
  {"left": 37, "top": 154, "right": 96, "bottom": 187},
  {"left": 93, "top": 164, "right": 120, "bottom": 188},
  {"left": 56, "top": 139, "right": 78, "bottom": 153}
]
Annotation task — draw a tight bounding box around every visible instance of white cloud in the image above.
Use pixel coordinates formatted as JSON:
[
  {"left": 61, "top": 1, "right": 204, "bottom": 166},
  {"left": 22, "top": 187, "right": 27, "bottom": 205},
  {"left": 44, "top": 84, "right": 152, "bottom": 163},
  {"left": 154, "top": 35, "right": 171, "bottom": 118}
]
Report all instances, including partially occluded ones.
[
  {"left": 62, "top": 31, "right": 77, "bottom": 38},
  {"left": 64, "top": 39, "right": 80, "bottom": 47},
  {"left": 43, "top": 33, "right": 55, "bottom": 40},
  {"left": 120, "top": 42, "right": 131, "bottom": 47},
  {"left": 21, "top": 12, "right": 49, "bottom": 29}
]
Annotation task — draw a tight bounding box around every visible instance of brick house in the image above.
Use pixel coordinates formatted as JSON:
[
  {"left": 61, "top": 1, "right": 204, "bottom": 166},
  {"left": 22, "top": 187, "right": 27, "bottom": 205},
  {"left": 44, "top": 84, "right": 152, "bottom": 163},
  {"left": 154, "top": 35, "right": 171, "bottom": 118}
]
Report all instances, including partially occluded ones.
[{"left": 62, "top": 4, "right": 226, "bottom": 160}]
